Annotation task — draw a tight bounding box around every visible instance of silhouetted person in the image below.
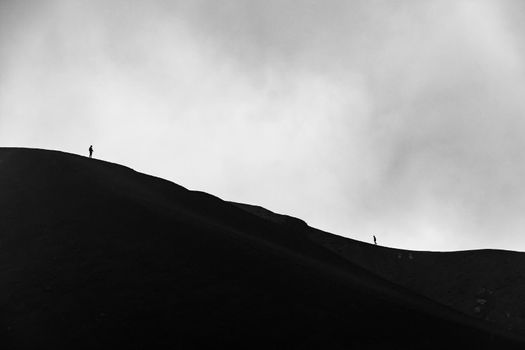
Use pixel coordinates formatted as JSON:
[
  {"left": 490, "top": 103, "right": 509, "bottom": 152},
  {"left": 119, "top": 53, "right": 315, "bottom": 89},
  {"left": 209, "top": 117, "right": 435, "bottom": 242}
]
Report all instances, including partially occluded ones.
[
  {"left": 373, "top": 235, "right": 377, "bottom": 245},
  {"left": 89, "top": 145, "right": 93, "bottom": 158}
]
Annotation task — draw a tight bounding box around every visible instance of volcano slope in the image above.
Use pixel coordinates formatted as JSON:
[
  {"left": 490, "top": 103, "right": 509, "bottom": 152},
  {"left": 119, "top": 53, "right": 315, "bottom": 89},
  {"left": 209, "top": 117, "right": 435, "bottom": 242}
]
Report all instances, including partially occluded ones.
[
  {"left": 308, "top": 228, "right": 525, "bottom": 337},
  {"left": 0, "top": 148, "right": 523, "bottom": 349}
]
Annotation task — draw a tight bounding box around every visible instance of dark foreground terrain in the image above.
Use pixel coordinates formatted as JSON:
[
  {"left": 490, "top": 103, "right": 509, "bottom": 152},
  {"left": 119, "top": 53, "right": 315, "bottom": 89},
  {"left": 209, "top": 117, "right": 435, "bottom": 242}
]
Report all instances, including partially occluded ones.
[{"left": 0, "top": 148, "right": 524, "bottom": 349}]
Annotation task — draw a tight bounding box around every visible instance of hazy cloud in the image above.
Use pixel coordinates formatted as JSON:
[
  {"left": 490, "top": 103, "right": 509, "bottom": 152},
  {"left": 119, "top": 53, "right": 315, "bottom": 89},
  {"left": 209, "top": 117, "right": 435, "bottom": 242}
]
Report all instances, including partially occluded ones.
[{"left": 2, "top": 0, "right": 525, "bottom": 250}]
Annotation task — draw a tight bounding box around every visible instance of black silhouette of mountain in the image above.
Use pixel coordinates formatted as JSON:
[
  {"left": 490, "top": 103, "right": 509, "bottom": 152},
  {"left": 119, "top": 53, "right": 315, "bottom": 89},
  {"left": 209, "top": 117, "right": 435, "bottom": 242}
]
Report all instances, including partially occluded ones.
[{"left": 0, "top": 148, "right": 523, "bottom": 349}]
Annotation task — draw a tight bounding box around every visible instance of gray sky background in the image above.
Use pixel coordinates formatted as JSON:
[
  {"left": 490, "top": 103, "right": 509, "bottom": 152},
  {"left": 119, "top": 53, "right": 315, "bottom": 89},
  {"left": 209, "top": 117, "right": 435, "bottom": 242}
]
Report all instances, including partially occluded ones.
[{"left": 2, "top": 0, "right": 525, "bottom": 251}]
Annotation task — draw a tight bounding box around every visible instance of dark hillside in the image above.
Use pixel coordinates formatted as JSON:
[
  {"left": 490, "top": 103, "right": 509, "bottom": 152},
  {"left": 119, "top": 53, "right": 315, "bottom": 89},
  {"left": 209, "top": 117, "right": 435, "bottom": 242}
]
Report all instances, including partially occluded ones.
[
  {"left": 0, "top": 148, "right": 522, "bottom": 349},
  {"left": 309, "top": 229, "right": 525, "bottom": 337}
]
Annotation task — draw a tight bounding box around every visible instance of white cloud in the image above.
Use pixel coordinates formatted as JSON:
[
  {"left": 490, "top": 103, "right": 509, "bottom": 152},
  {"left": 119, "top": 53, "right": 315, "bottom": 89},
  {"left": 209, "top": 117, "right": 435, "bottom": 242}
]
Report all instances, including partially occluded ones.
[{"left": 2, "top": 0, "right": 525, "bottom": 251}]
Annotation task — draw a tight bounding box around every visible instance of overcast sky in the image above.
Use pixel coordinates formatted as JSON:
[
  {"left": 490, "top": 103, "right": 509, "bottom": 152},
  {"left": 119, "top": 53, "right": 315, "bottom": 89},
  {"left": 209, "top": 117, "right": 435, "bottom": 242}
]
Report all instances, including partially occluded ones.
[{"left": 2, "top": 0, "right": 525, "bottom": 251}]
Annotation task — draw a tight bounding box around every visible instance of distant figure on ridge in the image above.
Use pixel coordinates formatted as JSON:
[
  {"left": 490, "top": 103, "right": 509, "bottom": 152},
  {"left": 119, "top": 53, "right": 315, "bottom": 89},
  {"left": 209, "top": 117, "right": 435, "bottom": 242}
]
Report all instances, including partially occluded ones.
[
  {"left": 89, "top": 145, "right": 93, "bottom": 158},
  {"left": 373, "top": 235, "right": 377, "bottom": 245}
]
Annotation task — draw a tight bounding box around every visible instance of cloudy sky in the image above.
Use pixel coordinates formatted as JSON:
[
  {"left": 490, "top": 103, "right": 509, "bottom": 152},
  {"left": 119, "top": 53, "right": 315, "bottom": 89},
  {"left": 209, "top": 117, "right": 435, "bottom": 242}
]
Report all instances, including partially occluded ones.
[{"left": 2, "top": 0, "right": 525, "bottom": 251}]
